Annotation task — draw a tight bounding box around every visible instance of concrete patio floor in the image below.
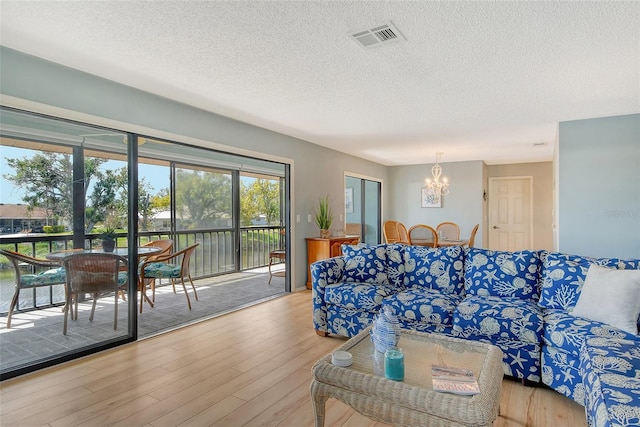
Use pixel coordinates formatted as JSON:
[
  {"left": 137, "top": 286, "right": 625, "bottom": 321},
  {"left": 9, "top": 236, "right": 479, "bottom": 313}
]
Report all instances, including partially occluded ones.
[{"left": 0, "top": 265, "right": 286, "bottom": 375}]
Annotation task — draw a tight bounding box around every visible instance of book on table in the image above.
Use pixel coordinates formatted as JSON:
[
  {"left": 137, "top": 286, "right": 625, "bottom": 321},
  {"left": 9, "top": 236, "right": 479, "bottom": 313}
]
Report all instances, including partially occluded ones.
[{"left": 431, "top": 364, "right": 480, "bottom": 395}]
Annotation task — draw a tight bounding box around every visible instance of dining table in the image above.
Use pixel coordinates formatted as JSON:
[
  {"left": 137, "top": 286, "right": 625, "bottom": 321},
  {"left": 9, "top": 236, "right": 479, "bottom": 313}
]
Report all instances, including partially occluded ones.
[
  {"left": 46, "top": 246, "right": 164, "bottom": 309},
  {"left": 411, "top": 238, "right": 468, "bottom": 247},
  {"left": 46, "top": 246, "right": 162, "bottom": 262}
]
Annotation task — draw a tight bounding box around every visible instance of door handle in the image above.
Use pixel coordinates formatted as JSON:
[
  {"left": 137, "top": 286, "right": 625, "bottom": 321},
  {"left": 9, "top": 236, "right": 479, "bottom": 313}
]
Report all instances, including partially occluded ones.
[{"left": 493, "top": 226, "right": 500, "bottom": 229}]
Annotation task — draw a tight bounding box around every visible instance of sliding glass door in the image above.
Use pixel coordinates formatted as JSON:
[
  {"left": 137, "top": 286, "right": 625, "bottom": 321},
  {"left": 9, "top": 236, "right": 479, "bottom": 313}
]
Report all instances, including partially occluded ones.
[
  {"left": 345, "top": 175, "right": 381, "bottom": 244},
  {"left": 1, "top": 107, "right": 291, "bottom": 379},
  {"left": 0, "top": 108, "right": 136, "bottom": 378}
]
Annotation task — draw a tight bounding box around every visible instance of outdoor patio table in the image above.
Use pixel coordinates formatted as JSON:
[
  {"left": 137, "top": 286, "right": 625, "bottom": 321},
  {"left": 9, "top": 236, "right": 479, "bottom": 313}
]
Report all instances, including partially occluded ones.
[
  {"left": 46, "top": 247, "right": 163, "bottom": 309},
  {"left": 46, "top": 247, "right": 162, "bottom": 262}
]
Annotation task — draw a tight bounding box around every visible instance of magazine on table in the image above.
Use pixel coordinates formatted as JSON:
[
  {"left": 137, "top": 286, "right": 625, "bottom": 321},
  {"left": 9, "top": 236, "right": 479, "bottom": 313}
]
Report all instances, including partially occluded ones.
[{"left": 431, "top": 364, "right": 480, "bottom": 395}]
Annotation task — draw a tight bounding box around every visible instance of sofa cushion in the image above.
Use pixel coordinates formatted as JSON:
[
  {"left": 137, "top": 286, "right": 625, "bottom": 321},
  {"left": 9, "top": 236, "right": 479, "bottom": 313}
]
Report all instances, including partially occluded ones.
[
  {"left": 384, "top": 244, "right": 406, "bottom": 287},
  {"left": 326, "top": 305, "right": 376, "bottom": 338},
  {"left": 464, "top": 248, "right": 542, "bottom": 300},
  {"left": 325, "top": 282, "right": 396, "bottom": 311},
  {"left": 341, "top": 244, "right": 388, "bottom": 284},
  {"left": 403, "top": 245, "right": 465, "bottom": 296},
  {"left": 571, "top": 265, "right": 640, "bottom": 335},
  {"left": 543, "top": 309, "right": 636, "bottom": 359},
  {"left": 580, "top": 336, "right": 640, "bottom": 427},
  {"left": 382, "top": 288, "right": 461, "bottom": 328},
  {"left": 539, "top": 251, "right": 640, "bottom": 311},
  {"left": 453, "top": 295, "right": 543, "bottom": 344}
]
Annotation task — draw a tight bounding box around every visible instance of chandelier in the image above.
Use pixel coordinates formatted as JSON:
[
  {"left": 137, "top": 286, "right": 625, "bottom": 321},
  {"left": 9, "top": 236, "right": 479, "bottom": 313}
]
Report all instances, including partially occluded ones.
[{"left": 424, "top": 152, "right": 449, "bottom": 197}]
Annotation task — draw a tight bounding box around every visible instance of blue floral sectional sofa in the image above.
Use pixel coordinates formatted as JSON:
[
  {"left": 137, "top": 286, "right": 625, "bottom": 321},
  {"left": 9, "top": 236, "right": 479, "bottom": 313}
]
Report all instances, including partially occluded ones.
[{"left": 311, "top": 243, "right": 640, "bottom": 427}]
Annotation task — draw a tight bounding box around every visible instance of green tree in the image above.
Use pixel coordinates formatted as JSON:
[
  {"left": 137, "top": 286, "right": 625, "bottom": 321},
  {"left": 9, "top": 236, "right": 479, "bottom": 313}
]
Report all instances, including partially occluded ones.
[
  {"left": 4, "top": 152, "right": 107, "bottom": 228},
  {"left": 86, "top": 168, "right": 122, "bottom": 231},
  {"left": 175, "top": 169, "right": 232, "bottom": 228},
  {"left": 240, "top": 178, "right": 281, "bottom": 226}
]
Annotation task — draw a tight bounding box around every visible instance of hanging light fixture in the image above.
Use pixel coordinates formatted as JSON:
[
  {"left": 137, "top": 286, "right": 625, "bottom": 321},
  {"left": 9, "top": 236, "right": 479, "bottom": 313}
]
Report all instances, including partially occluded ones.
[{"left": 424, "top": 152, "right": 449, "bottom": 197}]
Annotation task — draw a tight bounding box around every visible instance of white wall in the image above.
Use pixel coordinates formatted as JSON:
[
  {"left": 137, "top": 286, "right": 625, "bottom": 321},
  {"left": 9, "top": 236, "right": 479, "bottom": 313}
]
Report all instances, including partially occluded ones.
[
  {"left": 0, "top": 46, "right": 389, "bottom": 290},
  {"left": 387, "top": 161, "right": 485, "bottom": 247},
  {"left": 558, "top": 114, "right": 640, "bottom": 258}
]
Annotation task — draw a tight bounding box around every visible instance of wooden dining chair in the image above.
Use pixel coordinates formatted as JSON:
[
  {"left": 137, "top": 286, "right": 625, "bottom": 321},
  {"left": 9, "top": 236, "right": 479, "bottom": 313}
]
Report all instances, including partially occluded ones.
[
  {"left": 467, "top": 224, "right": 480, "bottom": 247},
  {"left": 383, "top": 220, "right": 401, "bottom": 243},
  {"left": 436, "top": 222, "right": 460, "bottom": 240},
  {"left": 397, "top": 222, "right": 409, "bottom": 244},
  {"left": 139, "top": 243, "right": 200, "bottom": 312},
  {"left": 0, "top": 249, "right": 67, "bottom": 328},
  {"left": 408, "top": 224, "right": 438, "bottom": 247},
  {"left": 61, "top": 252, "right": 128, "bottom": 335}
]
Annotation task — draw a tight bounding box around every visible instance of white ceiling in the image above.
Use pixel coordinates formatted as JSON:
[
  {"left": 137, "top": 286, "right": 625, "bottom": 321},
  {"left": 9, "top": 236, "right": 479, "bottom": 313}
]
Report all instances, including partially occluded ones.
[{"left": 1, "top": 1, "right": 638, "bottom": 166}]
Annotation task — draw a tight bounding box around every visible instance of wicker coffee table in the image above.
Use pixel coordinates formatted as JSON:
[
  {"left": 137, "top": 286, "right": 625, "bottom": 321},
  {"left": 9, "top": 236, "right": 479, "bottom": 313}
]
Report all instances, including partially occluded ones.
[{"left": 310, "top": 327, "right": 504, "bottom": 426}]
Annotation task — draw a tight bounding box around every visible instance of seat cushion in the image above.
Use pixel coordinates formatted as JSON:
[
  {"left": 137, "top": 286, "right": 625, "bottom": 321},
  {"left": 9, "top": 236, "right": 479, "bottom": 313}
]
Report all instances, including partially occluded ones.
[
  {"left": 20, "top": 267, "right": 66, "bottom": 286},
  {"left": 464, "top": 248, "right": 542, "bottom": 301},
  {"left": 403, "top": 245, "right": 465, "bottom": 296},
  {"left": 325, "top": 282, "right": 396, "bottom": 311},
  {"left": 453, "top": 295, "right": 543, "bottom": 344},
  {"left": 382, "top": 288, "right": 461, "bottom": 328},
  {"left": 117, "top": 271, "right": 128, "bottom": 286},
  {"left": 543, "top": 309, "right": 637, "bottom": 359},
  {"left": 143, "top": 262, "right": 181, "bottom": 278}
]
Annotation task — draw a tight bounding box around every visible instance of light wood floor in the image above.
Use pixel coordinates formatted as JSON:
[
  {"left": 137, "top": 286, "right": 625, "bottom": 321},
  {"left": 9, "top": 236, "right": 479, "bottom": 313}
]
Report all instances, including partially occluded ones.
[{"left": 0, "top": 291, "right": 587, "bottom": 427}]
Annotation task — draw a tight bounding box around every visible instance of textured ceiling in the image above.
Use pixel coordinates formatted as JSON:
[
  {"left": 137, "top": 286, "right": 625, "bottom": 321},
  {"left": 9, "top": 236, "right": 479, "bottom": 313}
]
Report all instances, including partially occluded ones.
[{"left": 1, "top": 1, "right": 638, "bottom": 166}]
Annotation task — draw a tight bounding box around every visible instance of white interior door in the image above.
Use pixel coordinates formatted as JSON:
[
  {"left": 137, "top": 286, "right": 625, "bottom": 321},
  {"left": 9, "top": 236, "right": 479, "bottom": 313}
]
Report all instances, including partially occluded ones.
[{"left": 488, "top": 177, "right": 533, "bottom": 251}]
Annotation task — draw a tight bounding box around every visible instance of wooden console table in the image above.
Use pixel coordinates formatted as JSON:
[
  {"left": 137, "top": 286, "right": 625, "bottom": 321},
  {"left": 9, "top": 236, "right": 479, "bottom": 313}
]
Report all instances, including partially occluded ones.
[{"left": 306, "top": 235, "right": 360, "bottom": 289}]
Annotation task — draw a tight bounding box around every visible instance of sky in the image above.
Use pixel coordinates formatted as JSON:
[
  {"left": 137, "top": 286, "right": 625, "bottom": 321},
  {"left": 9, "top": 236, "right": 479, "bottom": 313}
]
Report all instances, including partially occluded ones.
[
  {"left": 1, "top": 146, "right": 170, "bottom": 204},
  {"left": 1, "top": 146, "right": 256, "bottom": 205}
]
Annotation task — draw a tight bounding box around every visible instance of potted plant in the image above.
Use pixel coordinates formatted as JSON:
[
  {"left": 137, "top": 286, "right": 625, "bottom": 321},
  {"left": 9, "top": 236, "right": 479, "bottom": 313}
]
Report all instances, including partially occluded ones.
[
  {"left": 315, "top": 195, "right": 333, "bottom": 239},
  {"left": 101, "top": 227, "right": 117, "bottom": 252}
]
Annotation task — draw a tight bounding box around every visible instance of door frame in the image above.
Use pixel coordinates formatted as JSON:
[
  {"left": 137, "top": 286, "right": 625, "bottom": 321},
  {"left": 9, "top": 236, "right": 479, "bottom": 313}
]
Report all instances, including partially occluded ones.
[{"left": 488, "top": 176, "right": 534, "bottom": 250}]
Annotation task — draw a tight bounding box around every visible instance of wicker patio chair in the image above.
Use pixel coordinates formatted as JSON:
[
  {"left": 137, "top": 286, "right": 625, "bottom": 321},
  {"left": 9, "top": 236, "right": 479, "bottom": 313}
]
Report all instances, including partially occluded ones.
[
  {"left": 436, "top": 222, "right": 461, "bottom": 240},
  {"left": 139, "top": 243, "right": 200, "bottom": 312},
  {"left": 61, "top": 252, "right": 128, "bottom": 335},
  {"left": 408, "top": 224, "right": 438, "bottom": 247},
  {"left": 140, "top": 239, "right": 173, "bottom": 303},
  {"left": 0, "top": 249, "right": 67, "bottom": 328}
]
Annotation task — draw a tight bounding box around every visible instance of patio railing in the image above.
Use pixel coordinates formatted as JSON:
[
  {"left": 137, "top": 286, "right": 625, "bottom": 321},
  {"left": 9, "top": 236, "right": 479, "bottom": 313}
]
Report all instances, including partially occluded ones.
[{"left": 0, "top": 226, "right": 285, "bottom": 314}]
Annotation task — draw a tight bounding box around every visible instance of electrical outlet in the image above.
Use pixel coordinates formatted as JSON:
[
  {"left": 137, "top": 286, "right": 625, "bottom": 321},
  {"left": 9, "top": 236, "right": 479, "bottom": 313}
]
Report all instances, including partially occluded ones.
[
  {"left": 308, "top": 214, "right": 312, "bottom": 223},
  {"left": 296, "top": 214, "right": 300, "bottom": 223}
]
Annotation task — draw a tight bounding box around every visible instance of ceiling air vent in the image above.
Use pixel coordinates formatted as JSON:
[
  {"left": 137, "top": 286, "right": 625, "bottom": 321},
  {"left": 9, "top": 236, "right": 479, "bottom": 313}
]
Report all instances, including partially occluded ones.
[{"left": 349, "top": 21, "right": 405, "bottom": 50}]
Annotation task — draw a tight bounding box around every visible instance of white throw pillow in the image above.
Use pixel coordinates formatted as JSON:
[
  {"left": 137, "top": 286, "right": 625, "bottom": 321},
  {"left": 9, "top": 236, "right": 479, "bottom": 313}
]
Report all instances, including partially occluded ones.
[{"left": 571, "top": 264, "right": 640, "bottom": 335}]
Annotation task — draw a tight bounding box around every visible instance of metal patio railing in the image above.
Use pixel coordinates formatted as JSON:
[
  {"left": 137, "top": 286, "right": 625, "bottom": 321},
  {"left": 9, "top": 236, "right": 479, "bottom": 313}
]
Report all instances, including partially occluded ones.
[{"left": 0, "top": 226, "right": 285, "bottom": 314}]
